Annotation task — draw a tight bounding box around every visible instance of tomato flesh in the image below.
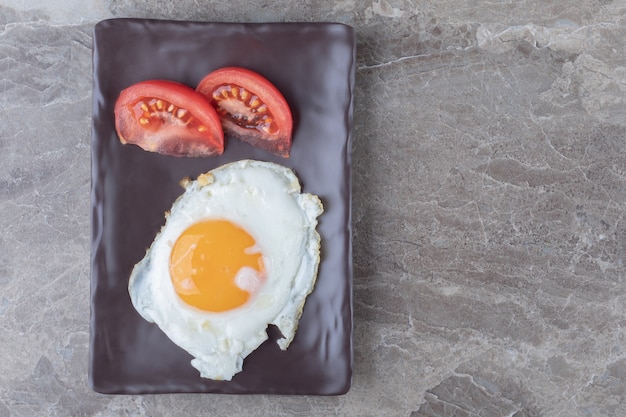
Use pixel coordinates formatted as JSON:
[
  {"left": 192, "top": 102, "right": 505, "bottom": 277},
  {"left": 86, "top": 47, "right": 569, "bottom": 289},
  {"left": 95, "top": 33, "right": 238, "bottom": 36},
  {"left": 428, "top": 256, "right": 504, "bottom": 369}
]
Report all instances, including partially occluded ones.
[
  {"left": 114, "top": 80, "right": 224, "bottom": 157},
  {"left": 212, "top": 85, "right": 278, "bottom": 134},
  {"left": 197, "top": 68, "right": 292, "bottom": 158}
]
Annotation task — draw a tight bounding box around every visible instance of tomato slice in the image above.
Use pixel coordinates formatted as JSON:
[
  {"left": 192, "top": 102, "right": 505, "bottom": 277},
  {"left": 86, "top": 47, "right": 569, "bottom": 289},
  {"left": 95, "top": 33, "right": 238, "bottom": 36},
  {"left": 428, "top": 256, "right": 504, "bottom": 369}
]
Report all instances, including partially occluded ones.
[
  {"left": 196, "top": 67, "right": 293, "bottom": 158},
  {"left": 114, "top": 80, "right": 224, "bottom": 157}
]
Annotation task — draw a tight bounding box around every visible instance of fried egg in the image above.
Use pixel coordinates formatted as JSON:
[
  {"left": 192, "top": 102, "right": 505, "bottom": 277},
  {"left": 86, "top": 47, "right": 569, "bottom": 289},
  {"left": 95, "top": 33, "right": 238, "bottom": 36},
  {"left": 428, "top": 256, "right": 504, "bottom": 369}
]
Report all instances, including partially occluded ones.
[{"left": 128, "top": 159, "right": 323, "bottom": 380}]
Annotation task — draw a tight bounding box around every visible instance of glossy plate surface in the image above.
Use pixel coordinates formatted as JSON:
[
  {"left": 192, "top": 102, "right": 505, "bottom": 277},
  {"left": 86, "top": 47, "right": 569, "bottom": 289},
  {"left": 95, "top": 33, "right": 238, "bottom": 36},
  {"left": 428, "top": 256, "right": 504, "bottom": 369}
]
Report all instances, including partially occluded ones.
[{"left": 90, "top": 18, "right": 354, "bottom": 395}]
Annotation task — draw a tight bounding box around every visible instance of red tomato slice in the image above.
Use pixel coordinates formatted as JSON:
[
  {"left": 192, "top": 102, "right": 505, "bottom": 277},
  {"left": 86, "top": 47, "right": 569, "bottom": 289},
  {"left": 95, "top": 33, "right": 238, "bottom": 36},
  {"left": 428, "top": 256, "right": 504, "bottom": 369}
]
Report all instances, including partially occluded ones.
[
  {"left": 196, "top": 67, "right": 293, "bottom": 158},
  {"left": 114, "top": 80, "right": 224, "bottom": 157}
]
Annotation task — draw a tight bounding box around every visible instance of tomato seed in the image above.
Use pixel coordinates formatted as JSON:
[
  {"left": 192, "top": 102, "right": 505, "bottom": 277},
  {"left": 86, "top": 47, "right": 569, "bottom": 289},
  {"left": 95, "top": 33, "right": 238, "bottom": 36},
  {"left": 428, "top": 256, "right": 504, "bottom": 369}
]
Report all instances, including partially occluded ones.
[
  {"left": 198, "top": 125, "right": 207, "bottom": 132},
  {"left": 139, "top": 118, "right": 150, "bottom": 125},
  {"left": 177, "top": 109, "right": 188, "bottom": 118},
  {"left": 167, "top": 104, "right": 175, "bottom": 113},
  {"left": 140, "top": 103, "right": 149, "bottom": 112},
  {"left": 156, "top": 100, "right": 164, "bottom": 110}
]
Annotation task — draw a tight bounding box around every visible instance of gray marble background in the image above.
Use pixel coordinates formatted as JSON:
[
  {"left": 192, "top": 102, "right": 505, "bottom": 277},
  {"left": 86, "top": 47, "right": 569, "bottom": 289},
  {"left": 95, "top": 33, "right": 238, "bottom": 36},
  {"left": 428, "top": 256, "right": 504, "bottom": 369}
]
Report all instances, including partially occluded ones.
[{"left": 1, "top": 0, "right": 625, "bottom": 416}]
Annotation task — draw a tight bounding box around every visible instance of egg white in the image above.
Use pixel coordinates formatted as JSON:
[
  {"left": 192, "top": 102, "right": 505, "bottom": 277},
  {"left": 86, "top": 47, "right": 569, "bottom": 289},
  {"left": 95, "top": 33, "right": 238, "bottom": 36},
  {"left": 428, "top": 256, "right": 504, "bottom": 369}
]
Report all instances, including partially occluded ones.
[{"left": 128, "top": 159, "right": 323, "bottom": 380}]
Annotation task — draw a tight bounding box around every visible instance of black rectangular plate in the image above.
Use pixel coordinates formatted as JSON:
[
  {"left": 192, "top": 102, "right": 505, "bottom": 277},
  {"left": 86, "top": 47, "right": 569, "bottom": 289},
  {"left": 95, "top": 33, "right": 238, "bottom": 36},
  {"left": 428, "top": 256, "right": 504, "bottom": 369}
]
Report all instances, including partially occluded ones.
[{"left": 90, "top": 18, "right": 354, "bottom": 395}]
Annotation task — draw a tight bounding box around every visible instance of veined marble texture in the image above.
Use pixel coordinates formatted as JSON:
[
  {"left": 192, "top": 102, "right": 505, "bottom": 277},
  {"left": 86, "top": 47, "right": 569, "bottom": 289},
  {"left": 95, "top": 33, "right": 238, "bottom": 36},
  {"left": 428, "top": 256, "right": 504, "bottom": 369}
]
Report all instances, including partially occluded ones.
[{"left": 1, "top": 1, "right": 625, "bottom": 416}]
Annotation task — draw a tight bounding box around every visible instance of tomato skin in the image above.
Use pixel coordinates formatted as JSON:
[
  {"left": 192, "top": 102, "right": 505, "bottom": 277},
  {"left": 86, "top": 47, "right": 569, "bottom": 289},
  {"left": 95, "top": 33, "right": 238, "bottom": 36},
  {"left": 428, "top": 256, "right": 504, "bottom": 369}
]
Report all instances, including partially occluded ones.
[
  {"left": 114, "top": 80, "right": 224, "bottom": 157},
  {"left": 196, "top": 67, "right": 293, "bottom": 158}
]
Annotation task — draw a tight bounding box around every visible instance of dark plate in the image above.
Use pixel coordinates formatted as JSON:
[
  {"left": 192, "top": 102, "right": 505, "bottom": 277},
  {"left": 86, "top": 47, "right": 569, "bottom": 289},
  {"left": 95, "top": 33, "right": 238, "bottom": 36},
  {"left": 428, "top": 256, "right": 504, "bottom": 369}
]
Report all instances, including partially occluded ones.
[{"left": 90, "top": 18, "right": 354, "bottom": 395}]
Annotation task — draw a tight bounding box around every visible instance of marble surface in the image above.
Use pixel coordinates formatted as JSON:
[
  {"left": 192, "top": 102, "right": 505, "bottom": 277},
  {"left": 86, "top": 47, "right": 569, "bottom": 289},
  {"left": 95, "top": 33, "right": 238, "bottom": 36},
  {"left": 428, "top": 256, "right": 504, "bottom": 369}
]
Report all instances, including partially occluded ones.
[{"left": 1, "top": 0, "right": 625, "bottom": 416}]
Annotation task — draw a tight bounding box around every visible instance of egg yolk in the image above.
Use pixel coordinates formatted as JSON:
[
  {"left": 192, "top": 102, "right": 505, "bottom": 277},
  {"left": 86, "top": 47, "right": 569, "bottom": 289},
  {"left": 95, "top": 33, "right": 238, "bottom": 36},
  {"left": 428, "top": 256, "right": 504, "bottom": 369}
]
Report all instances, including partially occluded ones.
[{"left": 169, "top": 219, "right": 266, "bottom": 312}]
